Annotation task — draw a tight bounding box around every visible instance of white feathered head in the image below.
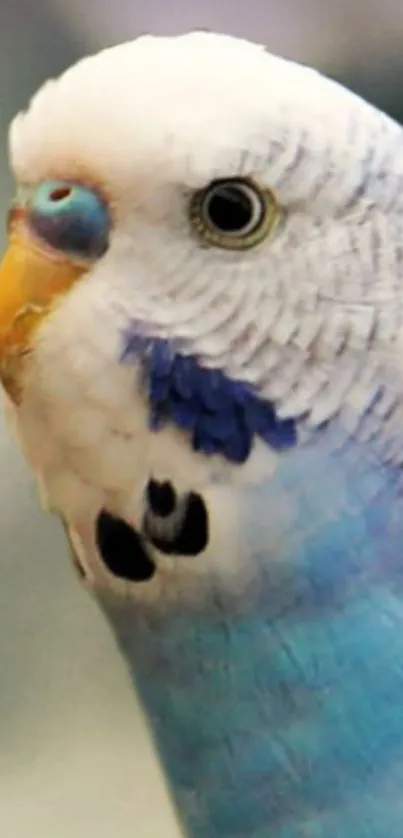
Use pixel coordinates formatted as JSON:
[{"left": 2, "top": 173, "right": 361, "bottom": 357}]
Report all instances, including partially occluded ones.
[{"left": 0, "top": 31, "right": 402, "bottom": 520}]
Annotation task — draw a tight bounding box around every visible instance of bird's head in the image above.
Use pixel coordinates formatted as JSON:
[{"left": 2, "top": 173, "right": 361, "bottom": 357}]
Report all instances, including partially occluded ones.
[{"left": 0, "top": 31, "right": 401, "bottom": 447}]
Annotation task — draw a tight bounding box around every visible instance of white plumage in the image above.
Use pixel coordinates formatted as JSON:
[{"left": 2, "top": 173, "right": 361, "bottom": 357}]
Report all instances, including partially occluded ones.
[{"left": 4, "top": 31, "right": 403, "bottom": 587}]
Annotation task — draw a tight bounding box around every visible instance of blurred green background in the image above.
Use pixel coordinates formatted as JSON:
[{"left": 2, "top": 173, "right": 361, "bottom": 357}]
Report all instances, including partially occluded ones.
[{"left": 0, "top": 2, "right": 402, "bottom": 835}]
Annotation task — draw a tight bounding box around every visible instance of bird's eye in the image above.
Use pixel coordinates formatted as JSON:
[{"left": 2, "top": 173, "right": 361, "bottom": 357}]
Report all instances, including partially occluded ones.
[
  {"left": 189, "top": 177, "right": 278, "bottom": 250},
  {"left": 27, "top": 180, "right": 110, "bottom": 259}
]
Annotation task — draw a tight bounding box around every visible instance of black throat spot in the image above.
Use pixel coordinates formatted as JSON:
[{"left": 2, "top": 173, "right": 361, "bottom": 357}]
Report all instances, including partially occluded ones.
[{"left": 95, "top": 510, "right": 156, "bottom": 582}]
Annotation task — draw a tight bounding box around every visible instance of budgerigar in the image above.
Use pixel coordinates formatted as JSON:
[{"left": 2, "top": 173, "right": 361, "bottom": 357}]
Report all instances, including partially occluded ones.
[{"left": 2, "top": 30, "right": 403, "bottom": 838}]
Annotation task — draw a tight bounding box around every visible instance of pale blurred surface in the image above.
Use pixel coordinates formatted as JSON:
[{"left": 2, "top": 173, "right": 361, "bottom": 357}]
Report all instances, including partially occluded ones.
[{"left": 1, "top": 2, "right": 403, "bottom": 836}]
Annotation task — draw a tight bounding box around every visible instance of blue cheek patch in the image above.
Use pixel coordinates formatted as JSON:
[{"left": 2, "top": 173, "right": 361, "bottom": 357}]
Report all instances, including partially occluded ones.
[{"left": 121, "top": 333, "right": 297, "bottom": 463}]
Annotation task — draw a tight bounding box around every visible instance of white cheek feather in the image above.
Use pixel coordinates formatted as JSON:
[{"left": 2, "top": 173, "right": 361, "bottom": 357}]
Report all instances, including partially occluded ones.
[
  {"left": 5, "top": 30, "right": 403, "bottom": 598},
  {"left": 17, "top": 300, "right": 280, "bottom": 512},
  {"left": 63, "top": 477, "right": 274, "bottom": 608}
]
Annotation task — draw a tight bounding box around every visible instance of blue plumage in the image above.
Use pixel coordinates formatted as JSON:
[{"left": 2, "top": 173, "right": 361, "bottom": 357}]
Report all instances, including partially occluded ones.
[
  {"left": 6, "top": 27, "right": 403, "bottom": 838},
  {"left": 121, "top": 333, "right": 297, "bottom": 462},
  {"left": 100, "top": 424, "right": 403, "bottom": 838}
]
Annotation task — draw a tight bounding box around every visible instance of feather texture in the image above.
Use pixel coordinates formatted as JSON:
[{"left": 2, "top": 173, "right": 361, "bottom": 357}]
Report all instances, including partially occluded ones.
[
  {"left": 4, "top": 30, "right": 403, "bottom": 838},
  {"left": 85, "top": 424, "right": 403, "bottom": 838}
]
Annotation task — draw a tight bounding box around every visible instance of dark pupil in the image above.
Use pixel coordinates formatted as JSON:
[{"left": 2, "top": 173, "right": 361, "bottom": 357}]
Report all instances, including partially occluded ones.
[{"left": 206, "top": 185, "right": 255, "bottom": 234}]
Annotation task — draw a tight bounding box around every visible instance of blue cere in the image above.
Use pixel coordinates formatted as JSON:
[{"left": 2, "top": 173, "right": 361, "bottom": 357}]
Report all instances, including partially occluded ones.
[
  {"left": 122, "top": 333, "right": 297, "bottom": 464},
  {"left": 28, "top": 179, "right": 110, "bottom": 259}
]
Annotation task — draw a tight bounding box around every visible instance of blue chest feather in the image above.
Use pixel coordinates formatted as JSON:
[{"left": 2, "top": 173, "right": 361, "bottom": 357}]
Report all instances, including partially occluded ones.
[
  {"left": 121, "top": 333, "right": 296, "bottom": 462},
  {"left": 99, "top": 429, "right": 403, "bottom": 838}
]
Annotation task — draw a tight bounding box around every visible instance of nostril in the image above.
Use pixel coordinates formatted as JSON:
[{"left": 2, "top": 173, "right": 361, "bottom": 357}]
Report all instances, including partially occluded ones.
[
  {"left": 95, "top": 510, "right": 156, "bottom": 582},
  {"left": 48, "top": 186, "right": 72, "bottom": 202},
  {"left": 28, "top": 180, "right": 110, "bottom": 258}
]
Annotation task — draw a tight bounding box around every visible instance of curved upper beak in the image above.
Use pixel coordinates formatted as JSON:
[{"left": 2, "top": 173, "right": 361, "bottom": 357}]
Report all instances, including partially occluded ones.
[{"left": 0, "top": 208, "right": 89, "bottom": 401}]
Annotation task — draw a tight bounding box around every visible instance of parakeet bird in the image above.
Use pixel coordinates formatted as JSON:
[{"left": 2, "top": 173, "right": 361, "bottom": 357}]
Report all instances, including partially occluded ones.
[{"left": 3, "top": 29, "right": 403, "bottom": 838}]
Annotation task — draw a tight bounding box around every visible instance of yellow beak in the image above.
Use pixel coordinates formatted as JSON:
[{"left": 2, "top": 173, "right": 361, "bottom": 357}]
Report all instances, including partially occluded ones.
[{"left": 0, "top": 216, "right": 89, "bottom": 402}]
